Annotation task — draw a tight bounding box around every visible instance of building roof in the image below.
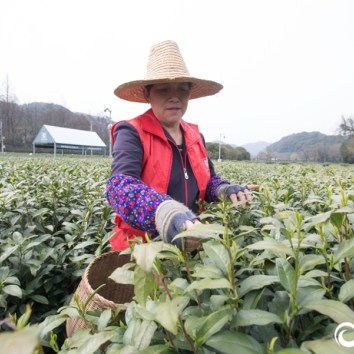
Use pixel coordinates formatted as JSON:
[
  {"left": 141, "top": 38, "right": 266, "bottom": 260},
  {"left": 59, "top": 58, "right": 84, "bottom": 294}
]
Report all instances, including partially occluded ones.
[{"left": 33, "top": 125, "right": 106, "bottom": 149}]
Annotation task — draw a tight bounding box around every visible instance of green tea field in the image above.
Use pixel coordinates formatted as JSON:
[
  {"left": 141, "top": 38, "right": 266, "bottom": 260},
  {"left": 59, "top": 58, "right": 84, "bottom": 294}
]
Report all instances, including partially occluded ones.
[{"left": 1, "top": 155, "right": 354, "bottom": 353}]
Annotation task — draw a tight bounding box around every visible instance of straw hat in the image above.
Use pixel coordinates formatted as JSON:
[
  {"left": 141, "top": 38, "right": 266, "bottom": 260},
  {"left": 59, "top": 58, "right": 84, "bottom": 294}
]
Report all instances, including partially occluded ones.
[{"left": 114, "top": 40, "right": 223, "bottom": 103}]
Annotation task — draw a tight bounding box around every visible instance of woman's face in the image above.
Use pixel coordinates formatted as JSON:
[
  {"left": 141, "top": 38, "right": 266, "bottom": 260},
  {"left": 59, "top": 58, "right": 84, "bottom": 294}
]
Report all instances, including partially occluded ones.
[{"left": 144, "top": 82, "right": 191, "bottom": 128}]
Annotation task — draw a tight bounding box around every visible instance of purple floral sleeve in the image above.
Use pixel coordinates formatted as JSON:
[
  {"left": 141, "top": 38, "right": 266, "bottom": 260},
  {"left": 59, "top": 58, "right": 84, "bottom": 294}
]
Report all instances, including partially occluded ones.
[
  {"left": 205, "top": 175, "right": 230, "bottom": 202},
  {"left": 106, "top": 174, "right": 172, "bottom": 233}
]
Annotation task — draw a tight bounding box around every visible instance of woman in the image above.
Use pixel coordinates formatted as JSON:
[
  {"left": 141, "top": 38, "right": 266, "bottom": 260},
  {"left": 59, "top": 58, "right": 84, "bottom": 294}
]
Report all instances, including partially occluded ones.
[{"left": 106, "top": 40, "right": 257, "bottom": 251}]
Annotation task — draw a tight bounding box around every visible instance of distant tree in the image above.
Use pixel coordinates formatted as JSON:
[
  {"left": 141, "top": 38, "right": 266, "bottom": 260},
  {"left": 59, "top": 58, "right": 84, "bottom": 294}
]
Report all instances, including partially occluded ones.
[
  {"left": 340, "top": 136, "right": 354, "bottom": 163},
  {"left": 300, "top": 148, "right": 311, "bottom": 162},
  {"left": 265, "top": 146, "right": 275, "bottom": 160},
  {"left": 0, "top": 76, "right": 19, "bottom": 147},
  {"left": 338, "top": 116, "right": 354, "bottom": 136},
  {"left": 206, "top": 142, "right": 250, "bottom": 161},
  {"left": 338, "top": 116, "right": 354, "bottom": 163},
  {"left": 256, "top": 151, "right": 267, "bottom": 160},
  {"left": 313, "top": 143, "right": 330, "bottom": 162},
  {"left": 206, "top": 142, "right": 219, "bottom": 160},
  {"left": 234, "top": 146, "right": 251, "bottom": 160},
  {"left": 290, "top": 153, "right": 299, "bottom": 161}
]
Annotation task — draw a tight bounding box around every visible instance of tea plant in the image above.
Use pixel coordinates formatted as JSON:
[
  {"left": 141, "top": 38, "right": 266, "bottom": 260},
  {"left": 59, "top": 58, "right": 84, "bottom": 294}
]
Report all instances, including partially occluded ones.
[
  {"left": 0, "top": 156, "right": 113, "bottom": 326},
  {"left": 1, "top": 157, "right": 354, "bottom": 353}
]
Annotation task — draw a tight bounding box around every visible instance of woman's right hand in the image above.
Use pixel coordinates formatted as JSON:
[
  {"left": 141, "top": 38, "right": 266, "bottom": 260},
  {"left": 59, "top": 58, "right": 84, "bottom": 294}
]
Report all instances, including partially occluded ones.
[{"left": 184, "top": 219, "right": 202, "bottom": 252}]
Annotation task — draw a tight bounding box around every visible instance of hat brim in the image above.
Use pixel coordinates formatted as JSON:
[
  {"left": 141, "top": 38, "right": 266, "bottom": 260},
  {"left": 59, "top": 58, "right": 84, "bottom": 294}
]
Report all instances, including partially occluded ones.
[{"left": 114, "top": 77, "right": 223, "bottom": 103}]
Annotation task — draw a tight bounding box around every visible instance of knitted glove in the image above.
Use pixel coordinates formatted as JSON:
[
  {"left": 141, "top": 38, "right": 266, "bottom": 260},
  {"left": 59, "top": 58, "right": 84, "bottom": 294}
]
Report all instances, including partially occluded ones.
[
  {"left": 216, "top": 184, "right": 248, "bottom": 198},
  {"left": 155, "top": 200, "right": 197, "bottom": 249}
]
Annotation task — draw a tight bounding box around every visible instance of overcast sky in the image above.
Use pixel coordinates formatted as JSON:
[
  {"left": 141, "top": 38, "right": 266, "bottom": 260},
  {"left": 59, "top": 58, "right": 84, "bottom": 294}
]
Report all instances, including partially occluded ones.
[{"left": 1, "top": 0, "right": 353, "bottom": 145}]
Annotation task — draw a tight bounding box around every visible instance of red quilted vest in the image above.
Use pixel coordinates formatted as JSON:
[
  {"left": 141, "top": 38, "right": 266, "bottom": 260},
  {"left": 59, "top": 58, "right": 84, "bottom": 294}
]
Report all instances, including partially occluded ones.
[{"left": 109, "top": 109, "right": 210, "bottom": 250}]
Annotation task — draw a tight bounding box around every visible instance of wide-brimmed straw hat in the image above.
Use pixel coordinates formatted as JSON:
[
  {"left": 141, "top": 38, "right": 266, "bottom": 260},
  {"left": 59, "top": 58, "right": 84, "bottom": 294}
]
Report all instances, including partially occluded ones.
[{"left": 114, "top": 40, "right": 223, "bottom": 103}]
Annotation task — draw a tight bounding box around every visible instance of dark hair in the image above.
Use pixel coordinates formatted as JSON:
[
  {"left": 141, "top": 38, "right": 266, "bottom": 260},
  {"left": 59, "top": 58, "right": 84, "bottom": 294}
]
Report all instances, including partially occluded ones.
[{"left": 145, "top": 84, "right": 153, "bottom": 93}]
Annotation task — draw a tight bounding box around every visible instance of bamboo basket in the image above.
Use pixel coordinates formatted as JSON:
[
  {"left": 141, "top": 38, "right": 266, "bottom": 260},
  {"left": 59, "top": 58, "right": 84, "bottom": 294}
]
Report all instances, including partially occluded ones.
[{"left": 66, "top": 251, "right": 134, "bottom": 337}]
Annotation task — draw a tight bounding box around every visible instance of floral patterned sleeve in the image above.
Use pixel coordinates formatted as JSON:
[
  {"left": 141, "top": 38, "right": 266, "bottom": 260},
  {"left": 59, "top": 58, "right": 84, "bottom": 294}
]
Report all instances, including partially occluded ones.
[
  {"left": 205, "top": 175, "right": 230, "bottom": 202},
  {"left": 106, "top": 173, "right": 172, "bottom": 233}
]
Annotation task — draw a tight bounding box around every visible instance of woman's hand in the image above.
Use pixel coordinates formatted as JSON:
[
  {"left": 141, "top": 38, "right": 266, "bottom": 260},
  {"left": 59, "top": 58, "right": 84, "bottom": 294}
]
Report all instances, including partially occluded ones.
[
  {"left": 184, "top": 219, "right": 202, "bottom": 252},
  {"left": 229, "top": 184, "right": 259, "bottom": 208},
  {"left": 217, "top": 183, "right": 259, "bottom": 209},
  {"left": 155, "top": 200, "right": 200, "bottom": 250}
]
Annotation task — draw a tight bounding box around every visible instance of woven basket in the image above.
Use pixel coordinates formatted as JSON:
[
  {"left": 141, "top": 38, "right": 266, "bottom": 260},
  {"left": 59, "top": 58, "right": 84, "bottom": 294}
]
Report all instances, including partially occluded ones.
[{"left": 66, "top": 251, "right": 134, "bottom": 337}]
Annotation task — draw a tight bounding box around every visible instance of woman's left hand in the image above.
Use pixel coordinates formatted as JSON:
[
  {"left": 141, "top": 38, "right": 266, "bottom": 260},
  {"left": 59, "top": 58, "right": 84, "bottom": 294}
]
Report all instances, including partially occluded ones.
[
  {"left": 228, "top": 184, "right": 259, "bottom": 208},
  {"left": 218, "top": 184, "right": 259, "bottom": 209}
]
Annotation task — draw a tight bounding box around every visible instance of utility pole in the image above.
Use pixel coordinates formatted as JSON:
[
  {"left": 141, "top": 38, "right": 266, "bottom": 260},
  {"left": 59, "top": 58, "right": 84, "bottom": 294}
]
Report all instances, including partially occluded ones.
[
  {"left": 88, "top": 115, "right": 93, "bottom": 156},
  {"left": 104, "top": 107, "right": 112, "bottom": 157},
  {"left": 218, "top": 133, "right": 225, "bottom": 162}
]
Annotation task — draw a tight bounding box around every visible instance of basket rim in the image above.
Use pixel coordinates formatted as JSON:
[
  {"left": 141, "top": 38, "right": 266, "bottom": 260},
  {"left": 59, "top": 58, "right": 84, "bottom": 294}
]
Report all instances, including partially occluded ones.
[{"left": 81, "top": 251, "right": 132, "bottom": 308}]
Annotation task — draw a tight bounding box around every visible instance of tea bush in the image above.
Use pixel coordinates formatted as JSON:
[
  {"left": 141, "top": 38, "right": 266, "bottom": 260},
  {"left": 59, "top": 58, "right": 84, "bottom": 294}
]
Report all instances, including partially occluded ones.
[
  {"left": 0, "top": 156, "right": 113, "bottom": 324},
  {"left": 1, "top": 156, "right": 354, "bottom": 353}
]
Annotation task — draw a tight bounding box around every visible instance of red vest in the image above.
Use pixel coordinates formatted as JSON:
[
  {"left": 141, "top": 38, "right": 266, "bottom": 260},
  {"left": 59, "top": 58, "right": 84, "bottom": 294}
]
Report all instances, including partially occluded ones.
[{"left": 109, "top": 109, "right": 210, "bottom": 250}]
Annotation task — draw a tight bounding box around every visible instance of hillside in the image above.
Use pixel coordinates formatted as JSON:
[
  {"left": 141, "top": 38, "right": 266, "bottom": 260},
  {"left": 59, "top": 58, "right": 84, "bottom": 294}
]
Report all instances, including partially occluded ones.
[
  {"left": 268, "top": 131, "right": 344, "bottom": 153},
  {"left": 241, "top": 141, "right": 270, "bottom": 157},
  {"left": 263, "top": 131, "right": 345, "bottom": 162}
]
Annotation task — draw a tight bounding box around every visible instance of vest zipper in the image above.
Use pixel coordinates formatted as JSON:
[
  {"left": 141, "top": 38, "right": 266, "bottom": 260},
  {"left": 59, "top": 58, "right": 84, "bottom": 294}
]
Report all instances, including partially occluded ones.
[
  {"left": 183, "top": 167, "right": 189, "bottom": 179},
  {"left": 169, "top": 139, "right": 189, "bottom": 206}
]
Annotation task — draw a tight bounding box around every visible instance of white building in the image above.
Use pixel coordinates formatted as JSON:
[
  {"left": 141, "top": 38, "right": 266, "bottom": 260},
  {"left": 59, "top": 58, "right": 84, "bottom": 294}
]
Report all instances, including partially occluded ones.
[{"left": 33, "top": 125, "right": 107, "bottom": 156}]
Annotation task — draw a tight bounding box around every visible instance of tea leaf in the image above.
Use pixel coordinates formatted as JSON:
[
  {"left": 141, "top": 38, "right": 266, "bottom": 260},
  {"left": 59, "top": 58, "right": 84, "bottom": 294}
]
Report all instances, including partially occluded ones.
[
  {"left": 134, "top": 345, "right": 174, "bottom": 353},
  {"left": 338, "top": 279, "right": 354, "bottom": 303},
  {"left": 333, "top": 238, "right": 354, "bottom": 264},
  {"left": 210, "top": 295, "right": 229, "bottom": 310},
  {"left": 203, "top": 241, "right": 230, "bottom": 277},
  {"left": 233, "top": 309, "right": 282, "bottom": 327},
  {"left": 275, "top": 349, "right": 309, "bottom": 353},
  {"left": 76, "top": 330, "right": 117, "bottom": 353},
  {"left": 247, "top": 239, "right": 293, "bottom": 256},
  {"left": 30, "top": 295, "right": 49, "bottom": 305},
  {"left": 197, "top": 308, "right": 232, "bottom": 344},
  {"left": 134, "top": 266, "right": 155, "bottom": 306},
  {"left": 0, "top": 327, "right": 40, "bottom": 354},
  {"left": 174, "top": 223, "right": 225, "bottom": 240},
  {"left": 186, "top": 278, "right": 232, "bottom": 292},
  {"left": 205, "top": 330, "right": 264, "bottom": 354},
  {"left": 153, "top": 296, "right": 190, "bottom": 335},
  {"left": 134, "top": 320, "right": 158, "bottom": 350},
  {"left": 330, "top": 212, "right": 345, "bottom": 230},
  {"left": 276, "top": 258, "right": 296, "bottom": 293},
  {"left": 132, "top": 242, "right": 162, "bottom": 273},
  {"left": 0, "top": 245, "right": 19, "bottom": 263},
  {"left": 3, "top": 285, "right": 22, "bottom": 298},
  {"left": 296, "top": 288, "right": 325, "bottom": 309},
  {"left": 97, "top": 309, "right": 111, "bottom": 331},
  {"left": 38, "top": 315, "right": 68, "bottom": 338},
  {"left": 73, "top": 240, "right": 97, "bottom": 249},
  {"left": 301, "top": 337, "right": 354, "bottom": 354},
  {"left": 238, "top": 275, "right": 279, "bottom": 298},
  {"left": 109, "top": 267, "right": 134, "bottom": 285},
  {"left": 304, "top": 211, "right": 332, "bottom": 230},
  {"left": 299, "top": 255, "right": 325, "bottom": 274},
  {"left": 304, "top": 300, "right": 354, "bottom": 323},
  {"left": 16, "top": 305, "right": 32, "bottom": 329},
  {"left": 192, "top": 264, "right": 224, "bottom": 279}
]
